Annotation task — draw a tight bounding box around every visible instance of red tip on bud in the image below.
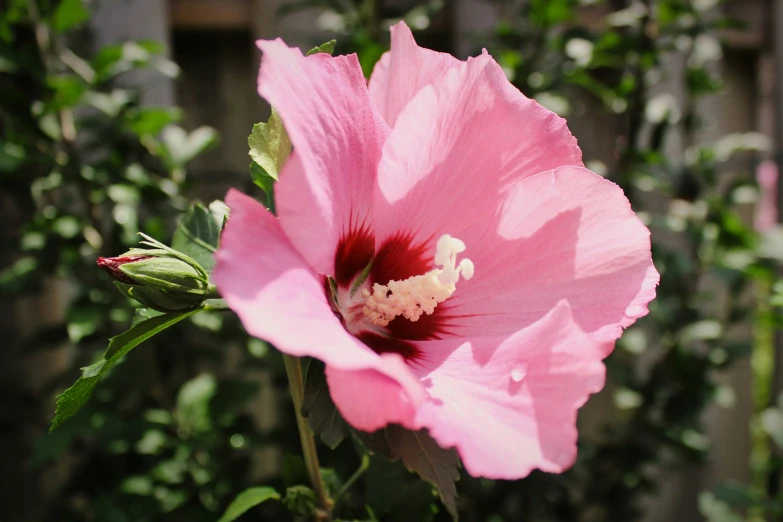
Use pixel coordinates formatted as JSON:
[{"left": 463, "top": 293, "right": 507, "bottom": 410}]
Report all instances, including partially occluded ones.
[{"left": 97, "top": 256, "right": 151, "bottom": 284}]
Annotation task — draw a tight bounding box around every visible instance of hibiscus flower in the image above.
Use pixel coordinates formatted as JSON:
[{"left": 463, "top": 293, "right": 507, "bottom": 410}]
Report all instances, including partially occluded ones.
[{"left": 213, "top": 22, "right": 658, "bottom": 479}]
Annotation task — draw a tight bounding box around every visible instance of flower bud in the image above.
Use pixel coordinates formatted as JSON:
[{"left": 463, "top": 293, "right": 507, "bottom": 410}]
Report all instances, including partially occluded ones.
[
  {"left": 96, "top": 255, "right": 151, "bottom": 284},
  {"left": 97, "top": 236, "right": 215, "bottom": 312}
]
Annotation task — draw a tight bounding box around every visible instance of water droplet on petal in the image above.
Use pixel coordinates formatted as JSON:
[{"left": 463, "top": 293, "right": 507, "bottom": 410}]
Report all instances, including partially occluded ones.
[{"left": 511, "top": 365, "right": 526, "bottom": 383}]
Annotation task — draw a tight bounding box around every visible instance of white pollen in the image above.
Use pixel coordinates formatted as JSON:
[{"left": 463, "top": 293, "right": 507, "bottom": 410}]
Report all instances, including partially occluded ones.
[{"left": 363, "top": 234, "right": 474, "bottom": 327}]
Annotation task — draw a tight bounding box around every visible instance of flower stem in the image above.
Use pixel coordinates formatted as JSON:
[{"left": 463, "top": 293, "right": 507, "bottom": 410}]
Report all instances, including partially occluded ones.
[
  {"left": 333, "top": 453, "right": 370, "bottom": 508},
  {"left": 206, "top": 283, "right": 221, "bottom": 299},
  {"left": 282, "top": 354, "right": 332, "bottom": 520}
]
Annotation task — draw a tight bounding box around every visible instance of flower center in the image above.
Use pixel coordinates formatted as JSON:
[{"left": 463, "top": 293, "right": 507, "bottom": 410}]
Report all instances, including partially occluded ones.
[{"left": 361, "top": 234, "right": 474, "bottom": 327}]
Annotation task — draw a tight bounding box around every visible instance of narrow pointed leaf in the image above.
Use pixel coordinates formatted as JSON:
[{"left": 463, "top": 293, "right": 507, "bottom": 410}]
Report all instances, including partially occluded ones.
[
  {"left": 105, "top": 308, "right": 200, "bottom": 359},
  {"left": 50, "top": 308, "right": 200, "bottom": 432},
  {"left": 218, "top": 487, "right": 280, "bottom": 522}
]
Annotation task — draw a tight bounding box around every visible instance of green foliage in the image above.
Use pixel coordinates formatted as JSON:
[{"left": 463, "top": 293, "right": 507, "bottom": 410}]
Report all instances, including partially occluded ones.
[
  {"left": 302, "top": 360, "right": 459, "bottom": 517},
  {"left": 51, "top": 308, "right": 202, "bottom": 431},
  {"left": 761, "top": 392, "right": 783, "bottom": 449},
  {"left": 171, "top": 201, "right": 228, "bottom": 274},
  {"left": 699, "top": 491, "right": 744, "bottom": 522},
  {"left": 248, "top": 109, "right": 291, "bottom": 212},
  {"left": 248, "top": 110, "right": 292, "bottom": 183},
  {"left": 282, "top": 485, "right": 319, "bottom": 517},
  {"left": 217, "top": 487, "right": 280, "bottom": 522},
  {"left": 302, "top": 359, "right": 350, "bottom": 449},
  {"left": 9, "top": 1, "right": 783, "bottom": 522},
  {"left": 280, "top": 0, "right": 444, "bottom": 77},
  {"left": 282, "top": 453, "right": 310, "bottom": 487},
  {"left": 307, "top": 39, "right": 337, "bottom": 56},
  {"left": 157, "top": 126, "right": 219, "bottom": 174},
  {"left": 249, "top": 161, "right": 277, "bottom": 213},
  {"left": 360, "top": 426, "right": 460, "bottom": 519},
  {"left": 1, "top": 2, "right": 263, "bottom": 521},
  {"left": 473, "top": 1, "right": 781, "bottom": 520},
  {"left": 51, "top": 0, "right": 88, "bottom": 32},
  {"left": 365, "top": 455, "right": 440, "bottom": 522}
]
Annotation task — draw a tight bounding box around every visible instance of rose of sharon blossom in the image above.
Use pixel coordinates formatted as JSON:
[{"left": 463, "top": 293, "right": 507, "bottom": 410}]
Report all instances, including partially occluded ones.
[{"left": 214, "top": 22, "right": 658, "bottom": 479}]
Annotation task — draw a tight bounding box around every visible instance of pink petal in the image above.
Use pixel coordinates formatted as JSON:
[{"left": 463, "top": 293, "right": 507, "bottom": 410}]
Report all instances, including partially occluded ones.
[
  {"left": 368, "top": 21, "right": 460, "bottom": 127},
  {"left": 256, "top": 39, "right": 389, "bottom": 276},
  {"left": 372, "top": 51, "right": 582, "bottom": 259},
  {"left": 444, "top": 166, "right": 658, "bottom": 352},
  {"left": 215, "top": 190, "right": 426, "bottom": 431},
  {"left": 412, "top": 300, "right": 605, "bottom": 479},
  {"left": 326, "top": 353, "right": 426, "bottom": 432},
  {"left": 214, "top": 190, "right": 377, "bottom": 370}
]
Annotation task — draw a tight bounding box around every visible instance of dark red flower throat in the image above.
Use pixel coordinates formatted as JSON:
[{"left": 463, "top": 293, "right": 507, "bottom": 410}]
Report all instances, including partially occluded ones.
[{"left": 325, "top": 226, "right": 458, "bottom": 360}]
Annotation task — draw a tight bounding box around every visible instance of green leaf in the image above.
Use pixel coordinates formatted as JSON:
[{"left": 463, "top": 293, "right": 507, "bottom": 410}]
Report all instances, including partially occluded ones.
[
  {"left": 711, "top": 482, "right": 763, "bottom": 509},
  {"left": 248, "top": 110, "right": 291, "bottom": 182},
  {"left": 50, "top": 308, "right": 201, "bottom": 432},
  {"left": 282, "top": 485, "right": 317, "bottom": 516},
  {"left": 250, "top": 162, "right": 276, "bottom": 213},
  {"left": 176, "top": 374, "right": 217, "bottom": 435},
  {"left": 104, "top": 308, "right": 199, "bottom": 359},
  {"left": 218, "top": 487, "right": 280, "bottom": 522},
  {"left": 0, "top": 256, "right": 38, "bottom": 294},
  {"left": 698, "top": 491, "right": 743, "bottom": 522},
  {"left": 48, "top": 75, "right": 86, "bottom": 109},
  {"left": 52, "top": 0, "right": 89, "bottom": 32},
  {"left": 357, "top": 41, "right": 385, "bottom": 78},
  {"left": 359, "top": 426, "right": 460, "bottom": 519},
  {"left": 131, "top": 308, "right": 165, "bottom": 326},
  {"left": 389, "top": 427, "right": 460, "bottom": 518},
  {"left": 66, "top": 304, "right": 103, "bottom": 343},
  {"left": 365, "top": 455, "right": 439, "bottom": 522},
  {"left": 302, "top": 359, "right": 350, "bottom": 449},
  {"left": 761, "top": 406, "right": 783, "bottom": 449},
  {"left": 281, "top": 454, "right": 309, "bottom": 487},
  {"left": 92, "top": 41, "right": 167, "bottom": 82},
  {"left": 159, "top": 125, "right": 218, "bottom": 169},
  {"left": 171, "top": 201, "right": 227, "bottom": 273},
  {"left": 306, "top": 39, "right": 337, "bottom": 56},
  {"left": 0, "top": 141, "right": 26, "bottom": 171},
  {"left": 126, "top": 107, "right": 182, "bottom": 136}
]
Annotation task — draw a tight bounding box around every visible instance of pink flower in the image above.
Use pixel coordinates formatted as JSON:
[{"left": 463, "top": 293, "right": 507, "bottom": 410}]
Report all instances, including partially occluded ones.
[
  {"left": 755, "top": 160, "right": 778, "bottom": 233},
  {"left": 214, "top": 22, "right": 658, "bottom": 479}
]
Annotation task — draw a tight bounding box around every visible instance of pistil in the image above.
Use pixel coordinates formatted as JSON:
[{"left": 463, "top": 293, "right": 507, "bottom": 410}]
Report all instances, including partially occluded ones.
[{"left": 362, "top": 235, "right": 473, "bottom": 327}]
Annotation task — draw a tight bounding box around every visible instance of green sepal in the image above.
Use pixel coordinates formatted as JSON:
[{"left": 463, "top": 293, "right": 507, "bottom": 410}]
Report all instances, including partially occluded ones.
[
  {"left": 114, "top": 282, "right": 203, "bottom": 312},
  {"left": 137, "top": 232, "right": 209, "bottom": 280},
  {"left": 118, "top": 256, "right": 209, "bottom": 292},
  {"left": 306, "top": 39, "right": 337, "bottom": 56}
]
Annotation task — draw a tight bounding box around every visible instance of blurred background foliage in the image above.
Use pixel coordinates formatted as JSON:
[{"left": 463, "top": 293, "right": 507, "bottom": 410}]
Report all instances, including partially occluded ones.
[
  {"left": 0, "top": 1, "right": 286, "bottom": 520},
  {"left": 3, "top": 0, "right": 783, "bottom": 521}
]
